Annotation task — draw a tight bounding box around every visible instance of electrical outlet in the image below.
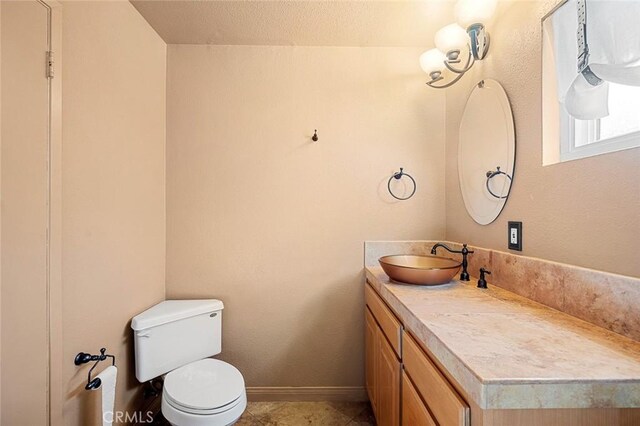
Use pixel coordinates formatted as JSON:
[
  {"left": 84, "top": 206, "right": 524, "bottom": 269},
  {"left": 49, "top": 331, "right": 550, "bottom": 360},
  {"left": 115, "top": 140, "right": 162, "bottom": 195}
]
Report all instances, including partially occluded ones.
[{"left": 508, "top": 221, "right": 522, "bottom": 251}]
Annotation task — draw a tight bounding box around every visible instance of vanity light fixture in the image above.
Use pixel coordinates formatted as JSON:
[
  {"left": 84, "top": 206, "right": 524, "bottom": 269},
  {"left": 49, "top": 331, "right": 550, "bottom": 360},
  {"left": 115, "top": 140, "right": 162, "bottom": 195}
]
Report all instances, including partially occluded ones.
[{"left": 421, "top": 0, "right": 496, "bottom": 89}]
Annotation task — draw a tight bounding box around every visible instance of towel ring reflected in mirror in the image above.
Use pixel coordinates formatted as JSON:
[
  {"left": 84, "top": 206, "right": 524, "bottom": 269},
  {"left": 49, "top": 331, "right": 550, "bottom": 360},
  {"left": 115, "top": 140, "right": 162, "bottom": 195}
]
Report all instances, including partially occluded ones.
[{"left": 485, "top": 166, "right": 512, "bottom": 199}]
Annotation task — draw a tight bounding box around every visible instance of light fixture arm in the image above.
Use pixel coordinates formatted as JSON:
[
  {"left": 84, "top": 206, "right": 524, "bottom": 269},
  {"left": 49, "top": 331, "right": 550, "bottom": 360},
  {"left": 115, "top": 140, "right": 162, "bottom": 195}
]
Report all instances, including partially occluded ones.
[
  {"left": 426, "top": 70, "right": 466, "bottom": 89},
  {"left": 444, "top": 49, "right": 475, "bottom": 74}
]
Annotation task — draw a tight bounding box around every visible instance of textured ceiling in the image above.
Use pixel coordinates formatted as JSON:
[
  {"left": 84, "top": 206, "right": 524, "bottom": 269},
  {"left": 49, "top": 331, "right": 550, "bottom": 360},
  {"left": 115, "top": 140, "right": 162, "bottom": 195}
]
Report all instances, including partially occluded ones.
[{"left": 130, "top": 1, "right": 456, "bottom": 47}]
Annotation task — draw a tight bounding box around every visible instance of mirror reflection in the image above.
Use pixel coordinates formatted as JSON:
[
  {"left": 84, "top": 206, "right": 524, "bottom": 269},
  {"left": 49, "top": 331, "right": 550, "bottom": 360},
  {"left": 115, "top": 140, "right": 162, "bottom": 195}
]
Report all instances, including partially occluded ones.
[{"left": 458, "top": 79, "right": 515, "bottom": 225}]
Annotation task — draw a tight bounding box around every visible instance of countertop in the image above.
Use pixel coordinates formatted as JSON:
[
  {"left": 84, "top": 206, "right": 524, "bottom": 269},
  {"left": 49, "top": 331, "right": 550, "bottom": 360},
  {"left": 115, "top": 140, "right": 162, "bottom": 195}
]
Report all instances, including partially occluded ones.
[{"left": 365, "top": 266, "right": 640, "bottom": 410}]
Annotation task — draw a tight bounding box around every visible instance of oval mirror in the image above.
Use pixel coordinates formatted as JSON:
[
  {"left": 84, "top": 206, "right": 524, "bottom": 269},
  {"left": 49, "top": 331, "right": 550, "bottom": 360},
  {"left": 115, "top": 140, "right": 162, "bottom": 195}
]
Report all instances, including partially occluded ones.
[{"left": 458, "top": 79, "right": 515, "bottom": 225}]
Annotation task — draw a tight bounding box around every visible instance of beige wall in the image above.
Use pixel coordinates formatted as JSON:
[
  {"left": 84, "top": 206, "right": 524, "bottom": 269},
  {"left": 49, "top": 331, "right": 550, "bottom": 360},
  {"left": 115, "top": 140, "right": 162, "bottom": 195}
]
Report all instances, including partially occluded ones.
[
  {"left": 61, "top": 1, "right": 165, "bottom": 423},
  {"left": 166, "top": 45, "right": 445, "bottom": 389},
  {"left": 445, "top": 0, "right": 640, "bottom": 278}
]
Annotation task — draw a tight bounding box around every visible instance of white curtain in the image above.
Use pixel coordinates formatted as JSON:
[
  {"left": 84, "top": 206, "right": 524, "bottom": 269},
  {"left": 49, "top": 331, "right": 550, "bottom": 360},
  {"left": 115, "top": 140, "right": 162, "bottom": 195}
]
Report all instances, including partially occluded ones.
[{"left": 552, "top": 0, "right": 640, "bottom": 120}]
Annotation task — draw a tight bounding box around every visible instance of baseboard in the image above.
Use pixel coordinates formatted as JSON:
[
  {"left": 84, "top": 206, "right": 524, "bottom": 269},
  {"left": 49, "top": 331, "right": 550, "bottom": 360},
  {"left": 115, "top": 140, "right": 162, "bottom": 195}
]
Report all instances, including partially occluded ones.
[{"left": 246, "top": 386, "right": 368, "bottom": 402}]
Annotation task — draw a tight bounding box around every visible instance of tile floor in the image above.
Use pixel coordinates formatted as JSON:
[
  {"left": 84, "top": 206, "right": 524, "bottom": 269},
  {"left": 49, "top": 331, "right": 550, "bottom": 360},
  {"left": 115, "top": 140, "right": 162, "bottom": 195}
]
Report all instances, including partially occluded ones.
[
  {"left": 237, "top": 401, "right": 376, "bottom": 425},
  {"left": 154, "top": 401, "right": 375, "bottom": 425}
]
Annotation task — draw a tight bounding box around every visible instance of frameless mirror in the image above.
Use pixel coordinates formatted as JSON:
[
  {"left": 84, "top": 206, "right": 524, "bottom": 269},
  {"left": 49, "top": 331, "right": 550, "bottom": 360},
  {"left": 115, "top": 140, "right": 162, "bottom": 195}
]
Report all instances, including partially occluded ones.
[{"left": 458, "top": 79, "right": 515, "bottom": 225}]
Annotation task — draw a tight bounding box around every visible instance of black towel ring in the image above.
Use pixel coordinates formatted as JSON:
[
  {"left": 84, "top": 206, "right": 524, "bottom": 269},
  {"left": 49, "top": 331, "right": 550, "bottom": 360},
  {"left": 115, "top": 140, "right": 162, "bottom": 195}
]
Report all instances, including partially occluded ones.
[
  {"left": 388, "top": 168, "right": 416, "bottom": 201},
  {"left": 485, "top": 166, "right": 512, "bottom": 199}
]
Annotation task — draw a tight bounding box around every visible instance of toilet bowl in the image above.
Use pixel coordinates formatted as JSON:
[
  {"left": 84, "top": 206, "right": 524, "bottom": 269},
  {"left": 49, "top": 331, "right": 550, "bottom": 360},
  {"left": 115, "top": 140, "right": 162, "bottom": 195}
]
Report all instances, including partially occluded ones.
[{"left": 161, "top": 358, "right": 247, "bottom": 426}]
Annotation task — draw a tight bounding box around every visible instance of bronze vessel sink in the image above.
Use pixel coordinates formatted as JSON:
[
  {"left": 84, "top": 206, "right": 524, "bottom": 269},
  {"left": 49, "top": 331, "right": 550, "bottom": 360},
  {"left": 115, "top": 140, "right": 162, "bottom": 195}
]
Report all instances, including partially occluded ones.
[{"left": 378, "top": 255, "right": 461, "bottom": 286}]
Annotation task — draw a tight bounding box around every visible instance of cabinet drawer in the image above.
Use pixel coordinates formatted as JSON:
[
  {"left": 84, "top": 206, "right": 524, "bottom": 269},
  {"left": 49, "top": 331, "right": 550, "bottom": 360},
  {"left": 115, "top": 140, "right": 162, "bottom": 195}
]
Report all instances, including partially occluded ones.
[
  {"left": 402, "top": 372, "right": 437, "bottom": 426},
  {"left": 365, "top": 283, "right": 402, "bottom": 357},
  {"left": 403, "top": 333, "right": 469, "bottom": 426}
]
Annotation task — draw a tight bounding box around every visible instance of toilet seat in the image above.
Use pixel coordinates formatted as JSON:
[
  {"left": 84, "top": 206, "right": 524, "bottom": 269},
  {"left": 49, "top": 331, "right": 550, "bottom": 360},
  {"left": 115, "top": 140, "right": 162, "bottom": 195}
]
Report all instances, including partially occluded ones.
[{"left": 164, "top": 358, "right": 245, "bottom": 415}]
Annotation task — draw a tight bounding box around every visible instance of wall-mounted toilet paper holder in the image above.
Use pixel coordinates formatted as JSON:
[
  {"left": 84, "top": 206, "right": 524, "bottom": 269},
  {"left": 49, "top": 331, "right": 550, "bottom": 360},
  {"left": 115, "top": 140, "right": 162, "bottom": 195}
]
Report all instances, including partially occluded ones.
[{"left": 74, "top": 347, "right": 116, "bottom": 390}]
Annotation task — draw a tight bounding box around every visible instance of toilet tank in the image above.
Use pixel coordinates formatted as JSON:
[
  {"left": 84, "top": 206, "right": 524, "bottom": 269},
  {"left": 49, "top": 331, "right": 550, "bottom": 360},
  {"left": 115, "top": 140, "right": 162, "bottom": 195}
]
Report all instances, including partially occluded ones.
[{"left": 131, "top": 299, "right": 224, "bottom": 382}]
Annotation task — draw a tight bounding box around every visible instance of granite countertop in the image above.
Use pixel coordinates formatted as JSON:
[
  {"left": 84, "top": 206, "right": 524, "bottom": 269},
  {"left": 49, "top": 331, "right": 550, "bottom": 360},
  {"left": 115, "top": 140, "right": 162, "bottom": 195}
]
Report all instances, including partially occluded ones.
[{"left": 366, "top": 266, "right": 640, "bottom": 410}]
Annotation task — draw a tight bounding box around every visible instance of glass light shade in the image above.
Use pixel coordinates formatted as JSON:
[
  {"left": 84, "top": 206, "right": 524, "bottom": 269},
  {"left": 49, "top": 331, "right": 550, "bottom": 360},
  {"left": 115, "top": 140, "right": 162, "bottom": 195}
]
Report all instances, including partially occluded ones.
[
  {"left": 419, "top": 49, "right": 446, "bottom": 75},
  {"left": 434, "top": 23, "right": 469, "bottom": 54},
  {"left": 455, "top": 0, "right": 497, "bottom": 28}
]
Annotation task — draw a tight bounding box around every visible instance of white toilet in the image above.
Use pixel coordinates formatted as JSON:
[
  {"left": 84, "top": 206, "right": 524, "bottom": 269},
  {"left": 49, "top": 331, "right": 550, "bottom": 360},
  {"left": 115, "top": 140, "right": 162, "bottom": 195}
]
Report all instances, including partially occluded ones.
[{"left": 132, "top": 300, "right": 246, "bottom": 426}]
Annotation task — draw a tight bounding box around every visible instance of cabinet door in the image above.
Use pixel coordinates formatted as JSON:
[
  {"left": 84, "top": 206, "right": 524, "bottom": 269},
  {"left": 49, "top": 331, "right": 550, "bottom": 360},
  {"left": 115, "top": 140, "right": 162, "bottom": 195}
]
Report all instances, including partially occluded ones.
[
  {"left": 365, "top": 307, "right": 377, "bottom": 413},
  {"left": 376, "top": 327, "right": 400, "bottom": 426},
  {"left": 402, "top": 372, "right": 437, "bottom": 426},
  {"left": 403, "top": 333, "right": 470, "bottom": 426}
]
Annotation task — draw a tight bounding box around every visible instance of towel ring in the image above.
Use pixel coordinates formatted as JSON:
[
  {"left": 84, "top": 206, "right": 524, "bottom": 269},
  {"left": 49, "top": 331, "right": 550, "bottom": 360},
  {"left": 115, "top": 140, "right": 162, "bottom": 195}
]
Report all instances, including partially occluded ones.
[
  {"left": 388, "top": 168, "right": 416, "bottom": 201},
  {"left": 485, "top": 166, "right": 512, "bottom": 199}
]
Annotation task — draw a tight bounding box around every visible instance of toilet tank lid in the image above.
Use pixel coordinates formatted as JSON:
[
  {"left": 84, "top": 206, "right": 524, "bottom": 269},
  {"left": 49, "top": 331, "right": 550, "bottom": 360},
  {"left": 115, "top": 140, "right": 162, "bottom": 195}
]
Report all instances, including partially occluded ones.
[{"left": 131, "top": 299, "right": 224, "bottom": 330}]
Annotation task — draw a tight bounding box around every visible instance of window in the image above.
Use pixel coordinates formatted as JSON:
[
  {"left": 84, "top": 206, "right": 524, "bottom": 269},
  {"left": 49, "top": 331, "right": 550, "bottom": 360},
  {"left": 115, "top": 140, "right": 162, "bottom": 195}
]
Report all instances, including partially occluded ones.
[
  {"left": 560, "top": 82, "right": 640, "bottom": 162},
  {"left": 541, "top": 0, "right": 640, "bottom": 166}
]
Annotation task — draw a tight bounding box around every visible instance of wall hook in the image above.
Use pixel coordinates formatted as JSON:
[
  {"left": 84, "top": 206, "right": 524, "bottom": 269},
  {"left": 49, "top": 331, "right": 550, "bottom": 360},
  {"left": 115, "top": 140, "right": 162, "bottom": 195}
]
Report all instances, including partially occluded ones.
[{"left": 312, "top": 129, "right": 318, "bottom": 142}]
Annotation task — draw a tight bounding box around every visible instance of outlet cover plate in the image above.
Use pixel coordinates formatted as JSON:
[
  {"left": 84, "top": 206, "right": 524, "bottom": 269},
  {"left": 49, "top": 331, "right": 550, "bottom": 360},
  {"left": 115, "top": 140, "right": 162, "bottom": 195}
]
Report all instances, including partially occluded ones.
[{"left": 508, "top": 221, "right": 522, "bottom": 251}]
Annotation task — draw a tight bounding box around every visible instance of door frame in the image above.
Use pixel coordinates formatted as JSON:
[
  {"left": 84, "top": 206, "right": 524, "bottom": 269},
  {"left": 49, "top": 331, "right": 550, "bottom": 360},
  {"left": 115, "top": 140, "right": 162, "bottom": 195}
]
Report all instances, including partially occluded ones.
[{"left": 37, "top": 1, "right": 62, "bottom": 424}]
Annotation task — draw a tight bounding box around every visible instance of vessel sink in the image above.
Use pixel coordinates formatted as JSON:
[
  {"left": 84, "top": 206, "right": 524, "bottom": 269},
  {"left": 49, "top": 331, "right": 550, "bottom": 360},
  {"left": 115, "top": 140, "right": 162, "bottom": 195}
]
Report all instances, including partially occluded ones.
[{"left": 378, "top": 255, "right": 461, "bottom": 285}]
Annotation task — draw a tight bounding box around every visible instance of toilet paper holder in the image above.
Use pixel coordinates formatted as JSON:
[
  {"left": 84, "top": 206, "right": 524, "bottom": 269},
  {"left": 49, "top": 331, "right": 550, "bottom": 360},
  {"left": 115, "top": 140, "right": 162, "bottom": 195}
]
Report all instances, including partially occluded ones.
[{"left": 74, "top": 347, "right": 116, "bottom": 390}]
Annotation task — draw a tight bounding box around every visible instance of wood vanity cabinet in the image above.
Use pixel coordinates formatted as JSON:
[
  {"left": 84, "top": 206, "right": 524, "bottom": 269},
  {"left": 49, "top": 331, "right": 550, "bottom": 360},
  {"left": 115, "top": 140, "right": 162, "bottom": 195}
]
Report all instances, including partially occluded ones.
[
  {"left": 365, "top": 281, "right": 470, "bottom": 426},
  {"left": 365, "top": 286, "right": 401, "bottom": 426},
  {"left": 366, "top": 281, "right": 640, "bottom": 426}
]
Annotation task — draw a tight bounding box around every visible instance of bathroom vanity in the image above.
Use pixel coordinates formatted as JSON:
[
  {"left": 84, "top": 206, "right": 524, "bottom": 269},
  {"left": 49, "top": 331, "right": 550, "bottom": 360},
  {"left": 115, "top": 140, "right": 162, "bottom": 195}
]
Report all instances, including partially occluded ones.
[{"left": 364, "top": 266, "right": 640, "bottom": 426}]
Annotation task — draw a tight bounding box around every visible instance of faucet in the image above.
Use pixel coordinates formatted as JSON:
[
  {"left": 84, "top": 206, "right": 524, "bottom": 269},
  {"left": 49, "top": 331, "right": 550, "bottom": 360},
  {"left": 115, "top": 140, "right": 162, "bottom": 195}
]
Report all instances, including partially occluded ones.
[
  {"left": 430, "top": 243, "right": 474, "bottom": 281},
  {"left": 477, "top": 268, "right": 491, "bottom": 289}
]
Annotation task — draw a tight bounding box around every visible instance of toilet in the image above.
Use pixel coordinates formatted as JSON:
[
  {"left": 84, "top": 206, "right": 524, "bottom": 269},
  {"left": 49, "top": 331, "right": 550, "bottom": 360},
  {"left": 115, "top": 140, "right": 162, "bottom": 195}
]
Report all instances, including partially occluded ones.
[{"left": 132, "top": 300, "right": 246, "bottom": 426}]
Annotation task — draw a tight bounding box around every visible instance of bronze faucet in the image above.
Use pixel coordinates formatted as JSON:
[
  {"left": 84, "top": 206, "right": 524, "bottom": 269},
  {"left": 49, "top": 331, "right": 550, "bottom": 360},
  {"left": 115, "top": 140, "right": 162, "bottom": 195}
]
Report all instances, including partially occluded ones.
[{"left": 430, "top": 243, "right": 474, "bottom": 281}]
